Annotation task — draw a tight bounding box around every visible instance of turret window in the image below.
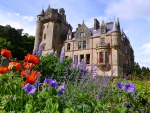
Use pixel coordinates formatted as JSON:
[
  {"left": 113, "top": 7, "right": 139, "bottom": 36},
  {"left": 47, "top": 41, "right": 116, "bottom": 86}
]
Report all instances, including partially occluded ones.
[
  {"left": 44, "top": 34, "right": 46, "bottom": 39},
  {"left": 83, "top": 40, "right": 86, "bottom": 49},
  {"left": 78, "top": 41, "right": 82, "bottom": 49}
]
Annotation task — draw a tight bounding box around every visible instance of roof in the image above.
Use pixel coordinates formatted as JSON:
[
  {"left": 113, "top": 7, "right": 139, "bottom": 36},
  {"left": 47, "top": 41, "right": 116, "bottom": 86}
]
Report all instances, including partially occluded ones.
[
  {"left": 38, "top": 9, "right": 44, "bottom": 16},
  {"left": 112, "top": 22, "right": 119, "bottom": 32}
]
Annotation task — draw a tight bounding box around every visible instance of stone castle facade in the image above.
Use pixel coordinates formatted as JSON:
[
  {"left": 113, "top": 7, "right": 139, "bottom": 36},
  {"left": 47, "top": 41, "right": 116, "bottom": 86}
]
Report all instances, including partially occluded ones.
[{"left": 34, "top": 5, "right": 134, "bottom": 76}]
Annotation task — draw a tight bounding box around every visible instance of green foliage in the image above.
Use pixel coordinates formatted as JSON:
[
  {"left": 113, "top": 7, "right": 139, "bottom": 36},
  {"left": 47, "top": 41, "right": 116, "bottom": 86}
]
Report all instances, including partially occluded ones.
[
  {"left": 0, "top": 25, "right": 34, "bottom": 60},
  {"left": 34, "top": 54, "right": 73, "bottom": 83}
]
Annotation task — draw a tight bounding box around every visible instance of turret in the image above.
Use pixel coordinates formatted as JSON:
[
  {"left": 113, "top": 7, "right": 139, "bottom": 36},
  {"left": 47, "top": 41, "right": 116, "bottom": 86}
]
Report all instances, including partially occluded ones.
[
  {"left": 59, "top": 8, "right": 66, "bottom": 21},
  {"left": 34, "top": 9, "right": 44, "bottom": 52},
  {"left": 111, "top": 21, "right": 120, "bottom": 48}
]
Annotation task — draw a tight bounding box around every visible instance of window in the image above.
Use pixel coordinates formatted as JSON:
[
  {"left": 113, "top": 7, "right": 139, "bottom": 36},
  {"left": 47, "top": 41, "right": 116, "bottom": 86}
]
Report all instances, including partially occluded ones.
[
  {"left": 126, "top": 59, "right": 129, "bottom": 67},
  {"left": 86, "top": 54, "right": 90, "bottom": 64},
  {"left": 125, "top": 46, "right": 128, "bottom": 54},
  {"left": 81, "top": 32, "right": 85, "bottom": 37},
  {"left": 105, "top": 52, "right": 109, "bottom": 63},
  {"left": 119, "top": 54, "right": 121, "bottom": 66},
  {"left": 44, "top": 34, "right": 46, "bottom": 39},
  {"left": 101, "top": 38, "right": 105, "bottom": 44},
  {"left": 68, "top": 35, "right": 71, "bottom": 39},
  {"left": 80, "top": 54, "right": 84, "bottom": 62},
  {"left": 67, "top": 43, "right": 70, "bottom": 50},
  {"left": 99, "top": 52, "right": 103, "bottom": 63},
  {"left": 83, "top": 40, "right": 86, "bottom": 49},
  {"left": 101, "top": 28, "right": 104, "bottom": 33},
  {"left": 78, "top": 41, "right": 82, "bottom": 49}
]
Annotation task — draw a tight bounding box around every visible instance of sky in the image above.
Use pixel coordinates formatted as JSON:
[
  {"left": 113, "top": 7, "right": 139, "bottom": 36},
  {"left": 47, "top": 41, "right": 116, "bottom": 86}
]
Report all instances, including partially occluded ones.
[{"left": 0, "top": 0, "right": 150, "bottom": 69}]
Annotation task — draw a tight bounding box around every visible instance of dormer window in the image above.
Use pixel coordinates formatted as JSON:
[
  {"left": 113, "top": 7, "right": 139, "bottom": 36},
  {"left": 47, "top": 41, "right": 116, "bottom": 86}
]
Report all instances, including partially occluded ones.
[
  {"left": 101, "top": 28, "right": 104, "bottom": 33},
  {"left": 81, "top": 32, "right": 85, "bottom": 37},
  {"left": 68, "top": 35, "right": 71, "bottom": 39}
]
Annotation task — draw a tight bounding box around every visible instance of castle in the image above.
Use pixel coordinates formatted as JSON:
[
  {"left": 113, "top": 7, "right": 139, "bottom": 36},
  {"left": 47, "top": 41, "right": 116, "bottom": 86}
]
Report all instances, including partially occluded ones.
[{"left": 34, "top": 5, "right": 134, "bottom": 76}]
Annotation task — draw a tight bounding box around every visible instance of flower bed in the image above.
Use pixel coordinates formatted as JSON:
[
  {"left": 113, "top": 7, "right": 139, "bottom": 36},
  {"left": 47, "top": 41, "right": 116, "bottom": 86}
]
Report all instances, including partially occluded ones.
[{"left": 0, "top": 48, "right": 150, "bottom": 113}]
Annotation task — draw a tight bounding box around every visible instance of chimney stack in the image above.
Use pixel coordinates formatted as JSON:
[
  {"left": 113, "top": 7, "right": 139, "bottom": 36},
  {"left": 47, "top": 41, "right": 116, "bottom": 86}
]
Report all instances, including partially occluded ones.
[{"left": 94, "top": 19, "right": 99, "bottom": 30}]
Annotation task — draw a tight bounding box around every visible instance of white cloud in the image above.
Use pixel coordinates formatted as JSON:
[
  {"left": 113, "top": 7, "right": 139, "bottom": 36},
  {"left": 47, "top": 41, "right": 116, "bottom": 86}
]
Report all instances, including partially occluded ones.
[
  {"left": 14, "top": 13, "right": 19, "bottom": 16},
  {"left": 105, "top": 0, "right": 150, "bottom": 21},
  {"left": 137, "top": 42, "right": 150, "bottom": 55},
  {"left": 7, "top": 13, "right": 11, "bottom": 17},
  {"left": 136, "top": 58, "right": 150, "bottom": 69},
  {"left": 22, "top": 16, "right": 34, "bottom": 22}
]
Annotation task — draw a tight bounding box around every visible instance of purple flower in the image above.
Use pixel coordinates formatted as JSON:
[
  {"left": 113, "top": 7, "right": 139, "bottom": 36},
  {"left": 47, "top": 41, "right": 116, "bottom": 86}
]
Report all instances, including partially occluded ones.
[
  {"left": 38, "top": 44, "right": 43, "bottom": 56},
  {"left": 57, "top": 82, "right": 65, "bottom": 95},
  {"left": 10, "top": 95, "right": 13, "bottom": 99},
  {"left": 74, "top": 55, "right": 78, "bottom": 67},
  {"left": 32, "top": 49, "right": 36, "bottom": 55},
  {"left": 117, "top": 82, "right": 125, "bottom": 90},
  {"left": 60, "top": 46, "right": 65, "bottom": 63},
  {"left": 22, "top": 84, "right": 36, "bottom": 94},
  {"left": 125, "top": 83, "right": 135, "bottom": 93},
  {"left": 44, "top": 78, "right": 59, "bottom": 88}
]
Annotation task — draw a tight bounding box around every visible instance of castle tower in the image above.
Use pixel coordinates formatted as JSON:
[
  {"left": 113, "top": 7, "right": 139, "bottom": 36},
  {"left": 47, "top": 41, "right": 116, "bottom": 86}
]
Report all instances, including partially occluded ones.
[
  {"left": 34, "top": 9, "right": 44, "bottom": 52},
  {"left": 111, "top": 21, "right": 121, "bottom": 75}
]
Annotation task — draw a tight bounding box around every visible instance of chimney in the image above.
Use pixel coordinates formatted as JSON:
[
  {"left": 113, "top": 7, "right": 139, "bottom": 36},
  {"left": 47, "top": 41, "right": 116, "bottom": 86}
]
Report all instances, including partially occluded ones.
[
  {"left": 78, "top": 24, "right": 81, "bottom": 28},
  {"left": 94, "top": 19, "right": 99, "bottom": 30},
  {"left": 76, "top": 28, "right": 78, "bottom": 31}
]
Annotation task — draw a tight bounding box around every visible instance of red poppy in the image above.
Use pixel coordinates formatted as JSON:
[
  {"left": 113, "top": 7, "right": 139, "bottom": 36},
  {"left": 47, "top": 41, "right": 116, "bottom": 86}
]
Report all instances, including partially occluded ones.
[
  {"left": 25, "top": 54, "right": 40, "bottom": 64},
  {"left": 1, "top": 49, "right": 12, "bottom": 58},
  {"left": 21, "top": 70, "right": 27, "bottom": 76},
  {"left": 23, "top": 62, "right": 35, "bottom": 69},
  {"left": 8, "top": 62, "right": 21, "bottom": 71},
  {"left": 25, "top": 71, "right": 40, "bottom": 84},
  {"left": 0, "top": 66, "right": 8, "bottom": 74}
]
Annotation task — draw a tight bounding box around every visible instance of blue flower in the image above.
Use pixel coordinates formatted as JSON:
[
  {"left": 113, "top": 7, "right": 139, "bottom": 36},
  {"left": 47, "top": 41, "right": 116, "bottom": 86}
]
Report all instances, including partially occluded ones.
[
  {"left": 117, "top": 82, "right": 125, "bottom": 90},
  {"left": 38, "top": 44, "right": 43, "bottom": 56},
  {"left": 60, "top": 46, "right": 65, "bottom": 63},
  {"left": 125, "top": 83, "right": 135, "bottom": 93},
  {"left": 57, "top": 82, "right": 65, "bottom": 95},
  {"left": 22, "top": 83, "right": 36, "bottom": 94},
  {"left": 44, "top": 78, "right": 59, "bottom": 88}
]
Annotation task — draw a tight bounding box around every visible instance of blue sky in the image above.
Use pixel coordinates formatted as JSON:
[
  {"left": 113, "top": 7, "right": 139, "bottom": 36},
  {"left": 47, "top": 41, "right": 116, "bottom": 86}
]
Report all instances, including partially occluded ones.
[{"left": 0, "top": 0, "right": 150, "bottom": 69}]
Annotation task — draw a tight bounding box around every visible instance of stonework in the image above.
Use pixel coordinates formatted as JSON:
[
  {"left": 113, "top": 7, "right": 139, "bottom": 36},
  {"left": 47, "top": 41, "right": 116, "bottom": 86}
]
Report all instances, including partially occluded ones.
[{"left": 34, "top": 6, "right": 134, "bottom": 76}]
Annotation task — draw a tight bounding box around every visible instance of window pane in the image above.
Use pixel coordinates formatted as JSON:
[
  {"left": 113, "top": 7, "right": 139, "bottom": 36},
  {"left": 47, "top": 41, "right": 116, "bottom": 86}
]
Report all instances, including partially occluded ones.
[
  {"left": 100, "top": 52, "right": 103, "bottom": 63},
  {"left": 105, "top": 52, "right": 109, "bottom": 63},
  {"left": 78, "top": 41, "right": 82, "bottom": 49},
  {"left": 86, "top": 54, "right": 90, "bottom": 64},
  {"left": 83, "top": 40, "right": 86, "bottom": 49},
  {"left": 67, "top": 43, "right": 70, "bottom": 50},
  {"left": 80, "top": 54, "right": 84, "bottom": 62}
]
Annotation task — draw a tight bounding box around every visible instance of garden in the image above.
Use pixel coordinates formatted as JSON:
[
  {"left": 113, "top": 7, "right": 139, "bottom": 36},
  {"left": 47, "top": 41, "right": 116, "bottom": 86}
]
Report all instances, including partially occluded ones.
[{"left": 0, "top": 47, "right": 150, "bottom": 113}]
